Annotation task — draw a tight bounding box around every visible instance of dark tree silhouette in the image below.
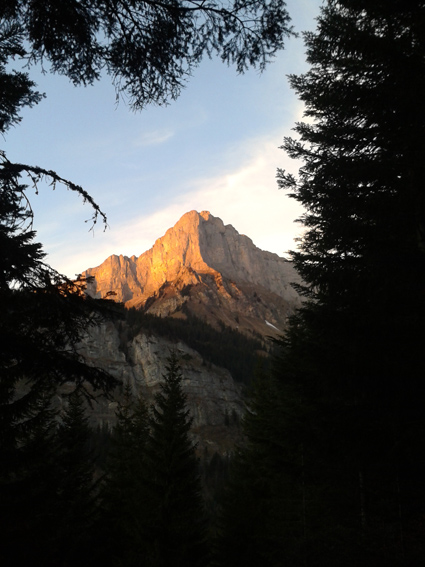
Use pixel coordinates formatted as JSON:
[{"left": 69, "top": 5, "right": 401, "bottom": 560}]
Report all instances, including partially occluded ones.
[
  {"left": 0, "top": 377, "right": 59, "bottom": 567},
  {"left": 1, "top": 0, "right": 293, "bottom": 109},
  {"left": 53, "top": 389, "right": 100, "bottom": 566},
  {"left": 0, "top": 177, "right": 116, "bottom": 566},
  {"left": 217, "top": 368, "right": 305, "bottom": 567},
  {"left": 0, "top": 89, "right": 116, "bottom": 567},
  {"left": 99, "top": 356, "right": 208, "bottom": 567},
  {"left": 100, "top": 385, "right": 151, "bottom": 567},
  {"left": 273, "top": 0, "right": 425, "bottom": 564},
  {"left": 143, "top": 352, "right": 208, "bottom": 567}
]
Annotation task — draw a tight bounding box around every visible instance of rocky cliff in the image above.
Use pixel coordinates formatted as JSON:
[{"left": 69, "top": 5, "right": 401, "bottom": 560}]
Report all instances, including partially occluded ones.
[
  {"left": 78, "top": 319, "right": 244, "bottom": 454},
  {"left": 78, "top": 211, "right": 301, "bottom": 452},
  {"left": 83, "top": 210, "right": 301, "bottom": 337}
]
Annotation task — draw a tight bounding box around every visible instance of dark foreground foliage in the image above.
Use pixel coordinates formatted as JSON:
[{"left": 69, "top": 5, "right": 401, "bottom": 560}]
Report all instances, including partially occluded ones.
[
  {"left": 99, "top": 353, "right": 209, "bottom": 567},
  {"left": 1, "top": 0, "right": 293, "bottom": 110},
  {"left": 0, "top": 147, "right": 116, "bottom": 567}
]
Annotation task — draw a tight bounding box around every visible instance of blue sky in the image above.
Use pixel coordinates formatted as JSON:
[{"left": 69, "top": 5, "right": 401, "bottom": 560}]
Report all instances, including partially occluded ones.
[{"left": 4, "top": 0, "right": 322, "bottom": 278}]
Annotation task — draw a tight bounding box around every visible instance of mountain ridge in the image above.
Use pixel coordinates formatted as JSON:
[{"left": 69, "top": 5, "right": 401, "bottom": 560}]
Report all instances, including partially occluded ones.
[
  {"left": 83, "top": 210, "right": 301, "bottom": 337},
  {"left": 76, "top": 211, "right": 302, "bottom": 451}
]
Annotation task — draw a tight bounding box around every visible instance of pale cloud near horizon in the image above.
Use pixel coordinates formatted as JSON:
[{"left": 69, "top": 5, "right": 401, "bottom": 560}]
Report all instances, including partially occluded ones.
[{"left": 53, "top": 127, "right": 306, "bottom": 277}]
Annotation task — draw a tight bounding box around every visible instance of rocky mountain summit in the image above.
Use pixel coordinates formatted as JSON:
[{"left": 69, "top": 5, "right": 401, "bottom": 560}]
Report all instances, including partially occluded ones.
[
  {"left": 78, "top": 211, "right": 301, "bottom": 452},
  {"left": 83, "top": 210, "right": 301, "bottom": 337}
]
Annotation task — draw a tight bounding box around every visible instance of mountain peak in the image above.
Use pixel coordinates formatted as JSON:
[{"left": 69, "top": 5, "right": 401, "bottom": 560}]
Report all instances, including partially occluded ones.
[
  {"left": 83, "top": 211, "right": 301, "bottom": 335},
  {"left": 199, "top": 210, "right": 211, "bottom": 221}
]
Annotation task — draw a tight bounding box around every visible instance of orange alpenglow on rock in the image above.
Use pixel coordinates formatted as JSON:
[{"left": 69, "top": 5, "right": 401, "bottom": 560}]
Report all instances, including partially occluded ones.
[{"left": 83, "top": 211, "right": 301, "bottom": 337}]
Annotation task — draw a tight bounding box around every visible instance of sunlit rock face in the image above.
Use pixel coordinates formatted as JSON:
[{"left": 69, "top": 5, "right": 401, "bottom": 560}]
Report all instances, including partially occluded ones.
[
  {"left": 78, "top": 211, "right": 302, "bottom": 452},
  {"left": 83, "top": 210, "right": 301, "bottom": 337}
]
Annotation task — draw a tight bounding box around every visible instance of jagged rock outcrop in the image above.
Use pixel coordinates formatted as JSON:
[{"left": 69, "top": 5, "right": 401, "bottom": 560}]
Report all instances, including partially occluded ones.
[{"left": 83, "top": 210, "right": 301, "bottom": 337}]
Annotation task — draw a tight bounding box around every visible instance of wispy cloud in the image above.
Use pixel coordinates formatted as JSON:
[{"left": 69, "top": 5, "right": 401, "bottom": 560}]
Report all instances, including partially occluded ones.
[
  {"left": 49, "top": 124, "right": 308, "bottom": 278},
  {"left": 133, "top": 129, "right": 174, "bottom": 147},
  {"left": 111, "top": 133, "right": 303, "bottom": 253}
]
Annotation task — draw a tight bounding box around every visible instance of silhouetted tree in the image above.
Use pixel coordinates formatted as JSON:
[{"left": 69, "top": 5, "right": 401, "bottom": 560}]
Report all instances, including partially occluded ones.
[
  {"left": 0, "top": 130, "right": 115, "bottom": 567},
  {"left": 275, "top": 1, "right": 425, "bottom": 564},
  {"left": 53, "top": 389, "right": 99, "bottom": 566},
  {"left": 100, "top": 385, "right": 150, "bottom": 567},
  {"left": 143, "top": 351, "right": 208, "bottom": 567},
  {"left": 0, "top": 377, "right": 60, "bottom": 566},
  {"left": 216, "top": 368, "right": 305, "bottom": 567}
]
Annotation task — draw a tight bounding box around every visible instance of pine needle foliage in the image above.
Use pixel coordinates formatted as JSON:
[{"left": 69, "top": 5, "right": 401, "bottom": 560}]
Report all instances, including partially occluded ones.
[
  {"left": 143, "top": 351, "right": 209, "bottom": 567},
  {"left": 100, "top": 385, "right": 150, "bottom": 567},
  {"left": 274, "top": 1, "right": 425, "bottom": 564},
  {"left": 216, "top": 366, "right": 306, "bottom": 567},
  {"left": 1, "top": 0, "right": 293, "bottom": 110}
]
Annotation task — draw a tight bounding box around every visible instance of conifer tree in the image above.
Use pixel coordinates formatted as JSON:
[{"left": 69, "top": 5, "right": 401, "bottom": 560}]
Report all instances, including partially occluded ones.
[
  {"left": 216, "top": 367, "right": 306, "bottom": 567},
  {"left": 275, "top": 1, "right": 425, "bottom": 564},
  {"left": 100, "top": 385, "right": 150, "bottom": 567},
  {"left": 1, "top": 0, "right": 293, "bottom": 111},
  {"left": 0, "top": 376, "right": 60, "bottom": 566},
  {"left": 143, "top": 351, "right": 208, "bottom": 567},
  {"left": 0, "top": 124, "right": 115, "bottom": 567},
  {"left": 54, "top": 389, "right": 99, "bottom": 566}
]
